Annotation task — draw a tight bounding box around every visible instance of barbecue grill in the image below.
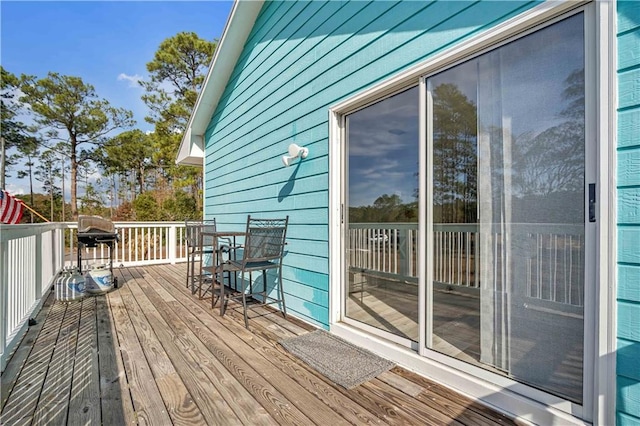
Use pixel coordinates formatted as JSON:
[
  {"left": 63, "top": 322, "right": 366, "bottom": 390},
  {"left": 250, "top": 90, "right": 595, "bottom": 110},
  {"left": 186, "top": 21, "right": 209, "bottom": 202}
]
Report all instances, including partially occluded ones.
[{"left": 77, "top": 215, "right": 119, "bottom": 288}]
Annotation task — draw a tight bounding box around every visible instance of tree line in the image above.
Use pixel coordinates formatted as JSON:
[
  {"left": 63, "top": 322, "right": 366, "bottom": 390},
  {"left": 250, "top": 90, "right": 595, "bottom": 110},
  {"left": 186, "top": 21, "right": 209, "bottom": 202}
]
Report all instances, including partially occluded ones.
[{"left": 0, "top": 32, "right": 214, "bottom": 223}]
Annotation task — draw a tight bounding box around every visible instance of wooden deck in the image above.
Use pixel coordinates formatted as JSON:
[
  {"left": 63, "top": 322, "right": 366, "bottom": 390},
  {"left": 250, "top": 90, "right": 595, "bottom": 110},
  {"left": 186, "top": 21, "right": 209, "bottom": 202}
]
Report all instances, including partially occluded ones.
[{"left": 1, "top": 263, "right": 520, "bottom": 425}]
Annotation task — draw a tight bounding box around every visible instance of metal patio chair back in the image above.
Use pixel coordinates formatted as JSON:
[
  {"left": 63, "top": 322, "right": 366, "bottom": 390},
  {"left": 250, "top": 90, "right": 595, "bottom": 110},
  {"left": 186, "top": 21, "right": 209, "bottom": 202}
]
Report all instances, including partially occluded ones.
[
  {"left": 220, "top": 215, "right": 289, "bottom": 328},
  {"left": 185, "top": 219, "right": 217, "bottom": 298}
]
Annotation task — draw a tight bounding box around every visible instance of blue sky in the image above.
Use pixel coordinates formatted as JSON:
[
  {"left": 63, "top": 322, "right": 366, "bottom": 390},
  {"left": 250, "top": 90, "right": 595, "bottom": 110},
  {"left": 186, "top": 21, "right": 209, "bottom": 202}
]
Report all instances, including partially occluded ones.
[{"left": 1, "top": 0, "right": 232, "bottom": 194}]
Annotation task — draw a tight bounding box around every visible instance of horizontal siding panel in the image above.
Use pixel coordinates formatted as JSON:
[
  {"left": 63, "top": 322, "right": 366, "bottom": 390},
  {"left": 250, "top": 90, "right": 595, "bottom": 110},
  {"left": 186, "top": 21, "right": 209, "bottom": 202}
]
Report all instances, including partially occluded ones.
[
  {"left": 618, "top": 1, "right": 640, "bottom": 34},
  {"left": 619, "top": 228, "right": 640, "bottom": 264},
  {"left": 618, "top": 29, "right": 640, "bottom": 71},
  {"left": 618, "top": 108, "right": 640, "bottom": 148},
  {"left": 206, "top": 156, "right": 328, "bottom": 198},
  {"left": 230, "top": 2, "right": 297, "bottom": 79},
  {"left": 209, "top": 179, "right": 328, "bottom": 211},
  {"left": 618, "top": 4, "right": 640, "bottom": 421},
  {"left": 287, "top": 238, "right": 328, "bottom": 259},
  {"left": 207, "top": 120, "right": 327, "bottom": 170},
  {"left": 619, "top": 188, "right": 640, "bottom": 223},
  {"left": 284, "top": 252, "right": 328, "bottom": 275},
  {"left": 205, "top": 132, "right": 327, "bottom": 179},
  {"left": 285, "top": 224, "right": 328, "bottom": 241},
  {"left": 213, "top": 1, "right": 395, "bottom": 133},
  {"left": 206, "top": 190, "right": 327, "bottom": 215},
  {"left": 618, "top": 301, "right": 640, "bottom": 341},
  {"left": 209, "top": 174, "right": 328, "bottom": 207},
  {"left": 617, "top": 411, "right": 640, "bottom": 426},
  {"left": 211, "top": 2, "right": 473, "bottom": 143},
  {"left": 223, "top": 2, "right": 323, "bottom": 103},
  {"left": 619, "top": 68, "right": 640, "bottom": 109},
  {"left": 216, "top": 2, "right": 347, "bottom": 120},
  {"left": 284, "top": 279, "right": 329, "bottom": 307},
  {"left": 283, "top": 292, "right": 329, "bottom": 328},
  {"left": 618, "top": 376, "right": 640, "bottom": 421},
  {"left": 205, "top": 120, "right": 327, "bottom": 172},
  {"left": 284, "top": 267, "right": 329, "bottom": 292},
  {"left": 618, "top": 339, "right": 640, "bottom": 382},
  {"left": 208, "top": 208, "right": 328, "bottom": 226},
  {"left": 618, "top": 148, "right": 640, "bottom": 187},
  {"left": 619, "top": 265, "right": 640, "bottom": 302}
]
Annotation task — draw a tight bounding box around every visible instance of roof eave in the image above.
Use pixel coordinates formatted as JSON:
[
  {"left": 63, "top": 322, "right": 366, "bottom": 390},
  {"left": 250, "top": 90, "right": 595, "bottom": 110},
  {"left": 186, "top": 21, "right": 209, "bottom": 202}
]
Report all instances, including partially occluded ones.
[{"left": 176, "top": 0, "right": 264, "bottom": 166}]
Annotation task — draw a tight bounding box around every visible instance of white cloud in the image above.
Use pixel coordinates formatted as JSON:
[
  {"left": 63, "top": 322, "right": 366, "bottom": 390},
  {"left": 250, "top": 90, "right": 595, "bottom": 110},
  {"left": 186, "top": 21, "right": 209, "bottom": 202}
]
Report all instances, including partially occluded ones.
[
  {"left": 5, "top": 183, "right": 26, "bottom": 196},
  {"left": 117, "top": 73, "right": 142, "bottom": 88}
]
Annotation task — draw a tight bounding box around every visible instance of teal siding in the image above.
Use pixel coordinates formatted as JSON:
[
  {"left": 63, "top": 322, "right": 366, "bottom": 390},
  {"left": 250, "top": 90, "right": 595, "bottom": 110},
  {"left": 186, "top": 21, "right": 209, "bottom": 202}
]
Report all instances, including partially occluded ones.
[
  {"left": 203, "top": 0, "right": 538, "bottom": 328},
  {"left": 618, "top": 1, "right": 640, "bottom": 424}
]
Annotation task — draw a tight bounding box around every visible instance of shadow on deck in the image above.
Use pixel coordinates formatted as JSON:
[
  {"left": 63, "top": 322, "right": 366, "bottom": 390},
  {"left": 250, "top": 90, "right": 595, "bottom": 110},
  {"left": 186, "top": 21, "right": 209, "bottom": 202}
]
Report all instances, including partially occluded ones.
[{"left": 1, "top": 263, "right": 519, "bottom": 425}]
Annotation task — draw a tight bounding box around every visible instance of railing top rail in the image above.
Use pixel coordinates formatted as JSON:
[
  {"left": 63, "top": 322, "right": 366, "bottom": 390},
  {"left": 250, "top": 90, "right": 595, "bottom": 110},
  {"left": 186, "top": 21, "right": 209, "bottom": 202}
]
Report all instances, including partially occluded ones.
[
  {"left": 349, "top": 222, "right": 583, "bottom": 235},
  {"left": 0, "top": 222, "right": 67, "bottom": 242},
  {"left": 349, "top": 222, "right": 418, "bottom": 230},
  {"left": 64, "top": 221, "right": 187, "bottom": 230}
]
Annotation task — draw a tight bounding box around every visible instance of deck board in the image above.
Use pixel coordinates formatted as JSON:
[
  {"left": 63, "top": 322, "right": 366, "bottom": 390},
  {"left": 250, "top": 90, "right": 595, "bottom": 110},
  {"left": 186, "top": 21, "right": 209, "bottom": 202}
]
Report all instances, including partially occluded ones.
[
  {"left": 96, "top": 295, "right": 136, "bottom": 425},
  {"left": 67, "top": 297, "right": 101, "bottom": 426},
  {"left": 0, "top": 290, "right": 55, "bottom": 411},
  {"left": 117, "top": 269, "right": 207, "bottom": 426},
  {"left": 31, "top": 297, "right": 82, "bottom": 425},
  {"left": 1, "top": 263, "right": 518, "bottom": 426},
  {"left": 108, "top": 286, "right": 172, "bottom": 425}
]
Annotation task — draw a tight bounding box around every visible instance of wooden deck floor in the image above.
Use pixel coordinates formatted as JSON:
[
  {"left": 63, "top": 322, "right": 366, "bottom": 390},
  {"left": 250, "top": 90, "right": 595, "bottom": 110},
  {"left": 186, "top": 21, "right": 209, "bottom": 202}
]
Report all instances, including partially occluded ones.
[{"left": 1, "top": 263, "right": 520, "bottom": 425}]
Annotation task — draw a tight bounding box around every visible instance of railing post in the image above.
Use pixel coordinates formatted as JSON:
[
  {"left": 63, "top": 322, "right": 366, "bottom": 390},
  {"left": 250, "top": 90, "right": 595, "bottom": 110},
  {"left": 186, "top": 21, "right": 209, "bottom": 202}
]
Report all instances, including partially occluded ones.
[
  {"left": 168, "top": 225, "right": 177, "bottom": 264},
  {"left": 398, "top": 228, "right": 412, "bottom": 277},
  {"left": 35, "top": 231, "right": 43, "bottom": 299},
  {"left": 1, "top": 238, "right": 8, "bottom": 372}
]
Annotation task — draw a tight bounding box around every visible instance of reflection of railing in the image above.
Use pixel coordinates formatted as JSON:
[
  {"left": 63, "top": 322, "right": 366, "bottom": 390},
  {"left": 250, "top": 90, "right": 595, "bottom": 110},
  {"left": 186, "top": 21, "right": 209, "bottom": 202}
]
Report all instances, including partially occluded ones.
[
  {"left": 348, "top": 223, "right": 584, "bottom": 306},
  {"left": 348, "top": 223, "right": 418, "bottom": 278}
]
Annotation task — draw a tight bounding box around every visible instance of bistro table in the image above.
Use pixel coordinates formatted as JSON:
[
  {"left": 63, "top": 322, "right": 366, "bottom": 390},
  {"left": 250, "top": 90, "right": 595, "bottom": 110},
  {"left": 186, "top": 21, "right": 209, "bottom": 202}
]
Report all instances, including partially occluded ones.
[{"left": 200, "top": 230, "right": 246, "bottom": 314}]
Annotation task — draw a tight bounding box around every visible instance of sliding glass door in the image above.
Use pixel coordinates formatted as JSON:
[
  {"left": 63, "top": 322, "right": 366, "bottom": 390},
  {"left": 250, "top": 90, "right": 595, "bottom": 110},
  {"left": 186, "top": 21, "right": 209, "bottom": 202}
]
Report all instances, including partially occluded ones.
[
  {"left": 344, "top": 87, "right": 419, "bottom": 344},
  {"left": 426, "top": 12, "right": 589, "bottom": 403},
  {"left": 341, "top": 7, "right": 592, "bottom": 406}
]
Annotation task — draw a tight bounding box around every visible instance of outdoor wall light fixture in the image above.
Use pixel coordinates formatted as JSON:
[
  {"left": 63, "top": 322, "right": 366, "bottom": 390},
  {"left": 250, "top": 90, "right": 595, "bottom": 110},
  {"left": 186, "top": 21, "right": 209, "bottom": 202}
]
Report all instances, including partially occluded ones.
[{"left": 281, "top": 143, "right": 309, "bottom": 167}]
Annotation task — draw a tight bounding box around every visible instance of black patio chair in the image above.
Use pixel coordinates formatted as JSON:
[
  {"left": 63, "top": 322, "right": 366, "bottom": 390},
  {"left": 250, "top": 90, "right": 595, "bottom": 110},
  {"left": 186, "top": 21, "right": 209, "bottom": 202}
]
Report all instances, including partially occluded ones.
[
  {"left": 185, "top": 219, "right": 220, "bottom": 298},
  {"left": 214, "top": 215, "right": 289, "bottom": 328}
]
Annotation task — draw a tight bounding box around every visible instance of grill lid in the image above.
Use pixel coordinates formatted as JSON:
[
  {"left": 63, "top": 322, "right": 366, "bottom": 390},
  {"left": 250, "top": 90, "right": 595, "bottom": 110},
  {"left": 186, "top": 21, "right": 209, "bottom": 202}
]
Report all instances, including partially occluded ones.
[{"left": 78, "top": 215, "right": 115, "bottom": 234}]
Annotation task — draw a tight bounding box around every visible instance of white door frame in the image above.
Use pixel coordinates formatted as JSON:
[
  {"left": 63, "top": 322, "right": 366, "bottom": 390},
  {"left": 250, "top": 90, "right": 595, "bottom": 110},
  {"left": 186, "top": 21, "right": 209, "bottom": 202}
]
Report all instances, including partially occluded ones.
[{"left": 328, "top": 1, "right": 616, "bottom": 424}]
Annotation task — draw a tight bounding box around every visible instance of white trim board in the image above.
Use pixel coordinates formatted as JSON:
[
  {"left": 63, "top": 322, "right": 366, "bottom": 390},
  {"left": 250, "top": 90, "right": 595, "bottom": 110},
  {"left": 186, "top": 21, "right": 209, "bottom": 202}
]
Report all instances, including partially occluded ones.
[{"left": 176, "top": 0, "right": 264, "bottom": 166}]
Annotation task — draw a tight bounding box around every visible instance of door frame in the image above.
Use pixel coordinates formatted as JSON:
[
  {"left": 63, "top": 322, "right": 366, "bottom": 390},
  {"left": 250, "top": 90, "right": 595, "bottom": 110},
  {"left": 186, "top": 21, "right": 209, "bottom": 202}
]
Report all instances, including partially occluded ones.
[{"left": 328, "top": 1, "right": 616, "bottom": 424}]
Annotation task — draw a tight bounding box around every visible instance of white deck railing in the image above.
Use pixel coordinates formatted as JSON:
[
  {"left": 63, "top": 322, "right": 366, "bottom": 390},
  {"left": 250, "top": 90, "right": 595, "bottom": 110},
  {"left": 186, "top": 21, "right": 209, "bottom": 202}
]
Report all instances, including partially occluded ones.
[
  {"left": 348, "top": 222, "right": 584, "bottom": 307},
  {"left": 1, "top": 223, "right": 66, "bottom": 372},
  {"left": 0, "top": 221, "right": 189, "bottom": 372},
  {"left": 2, "top": 220, "right": 585, "bottom": 371},
  {"left": 64, "top": 221, "right": 190, "bottom": 269}
]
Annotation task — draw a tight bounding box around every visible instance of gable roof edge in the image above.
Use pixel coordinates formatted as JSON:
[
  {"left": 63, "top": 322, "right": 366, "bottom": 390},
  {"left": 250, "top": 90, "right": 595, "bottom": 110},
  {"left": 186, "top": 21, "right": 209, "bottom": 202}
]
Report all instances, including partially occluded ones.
[{"left": 176, "top": 0, "right": 264, "bottom": 166}]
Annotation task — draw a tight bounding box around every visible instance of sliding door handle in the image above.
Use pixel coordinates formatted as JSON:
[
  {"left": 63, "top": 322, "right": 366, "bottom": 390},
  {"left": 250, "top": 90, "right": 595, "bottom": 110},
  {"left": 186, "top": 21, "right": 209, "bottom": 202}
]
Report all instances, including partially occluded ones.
[{"left": 589, "top": 183, "right": 596, "bottom": 223}]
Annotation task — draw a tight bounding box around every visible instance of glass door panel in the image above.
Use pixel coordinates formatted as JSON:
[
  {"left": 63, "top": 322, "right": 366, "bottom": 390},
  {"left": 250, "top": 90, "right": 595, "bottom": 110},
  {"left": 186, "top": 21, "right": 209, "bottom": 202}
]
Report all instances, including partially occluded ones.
[
  {"left": 427, "top": 13, "right": 586, "bottom": 403},
  {"left": 345, "top": 87, "right": 420, "bottom": 342}
]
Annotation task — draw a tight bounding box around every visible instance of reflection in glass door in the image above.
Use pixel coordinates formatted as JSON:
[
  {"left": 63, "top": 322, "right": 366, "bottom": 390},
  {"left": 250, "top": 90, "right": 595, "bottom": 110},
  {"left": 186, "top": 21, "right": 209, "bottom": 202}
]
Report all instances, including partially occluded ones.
[
  {"left": 344, "top": 87, "right": 420, "bottom": 342},
  {"left": 426, "top": 13, "right": 587, "bottom": 403}
]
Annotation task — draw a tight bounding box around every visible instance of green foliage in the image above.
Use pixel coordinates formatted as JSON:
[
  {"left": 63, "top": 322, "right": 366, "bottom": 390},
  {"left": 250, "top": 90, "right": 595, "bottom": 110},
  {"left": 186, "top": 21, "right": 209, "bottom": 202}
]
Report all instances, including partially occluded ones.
[
  {"left": 161, "top": 189, "right": 198, "bottom": 221},
  {"left": 1, "top": 67, "right": 29, "bottom": 187},
  {"left": 7, "top": 31, "right": 213, "bottom": 223},
  {"left": 350, "top": 194, "right": 418, "bottom": 223},
  {"left": 132, "top": 192, "right": 160, "bottom": 221},
  {"left": 432, "top": 83, "right": 478, "bottom": 224},
  {"left": 19, "top": 72, "right": 134, "bottom": 218},
  {"left": 99, "top": 129, "right": 154, "bottom": 194},
  {"left": 141, "top": 32, "right": 215, "bottom": 207}
]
